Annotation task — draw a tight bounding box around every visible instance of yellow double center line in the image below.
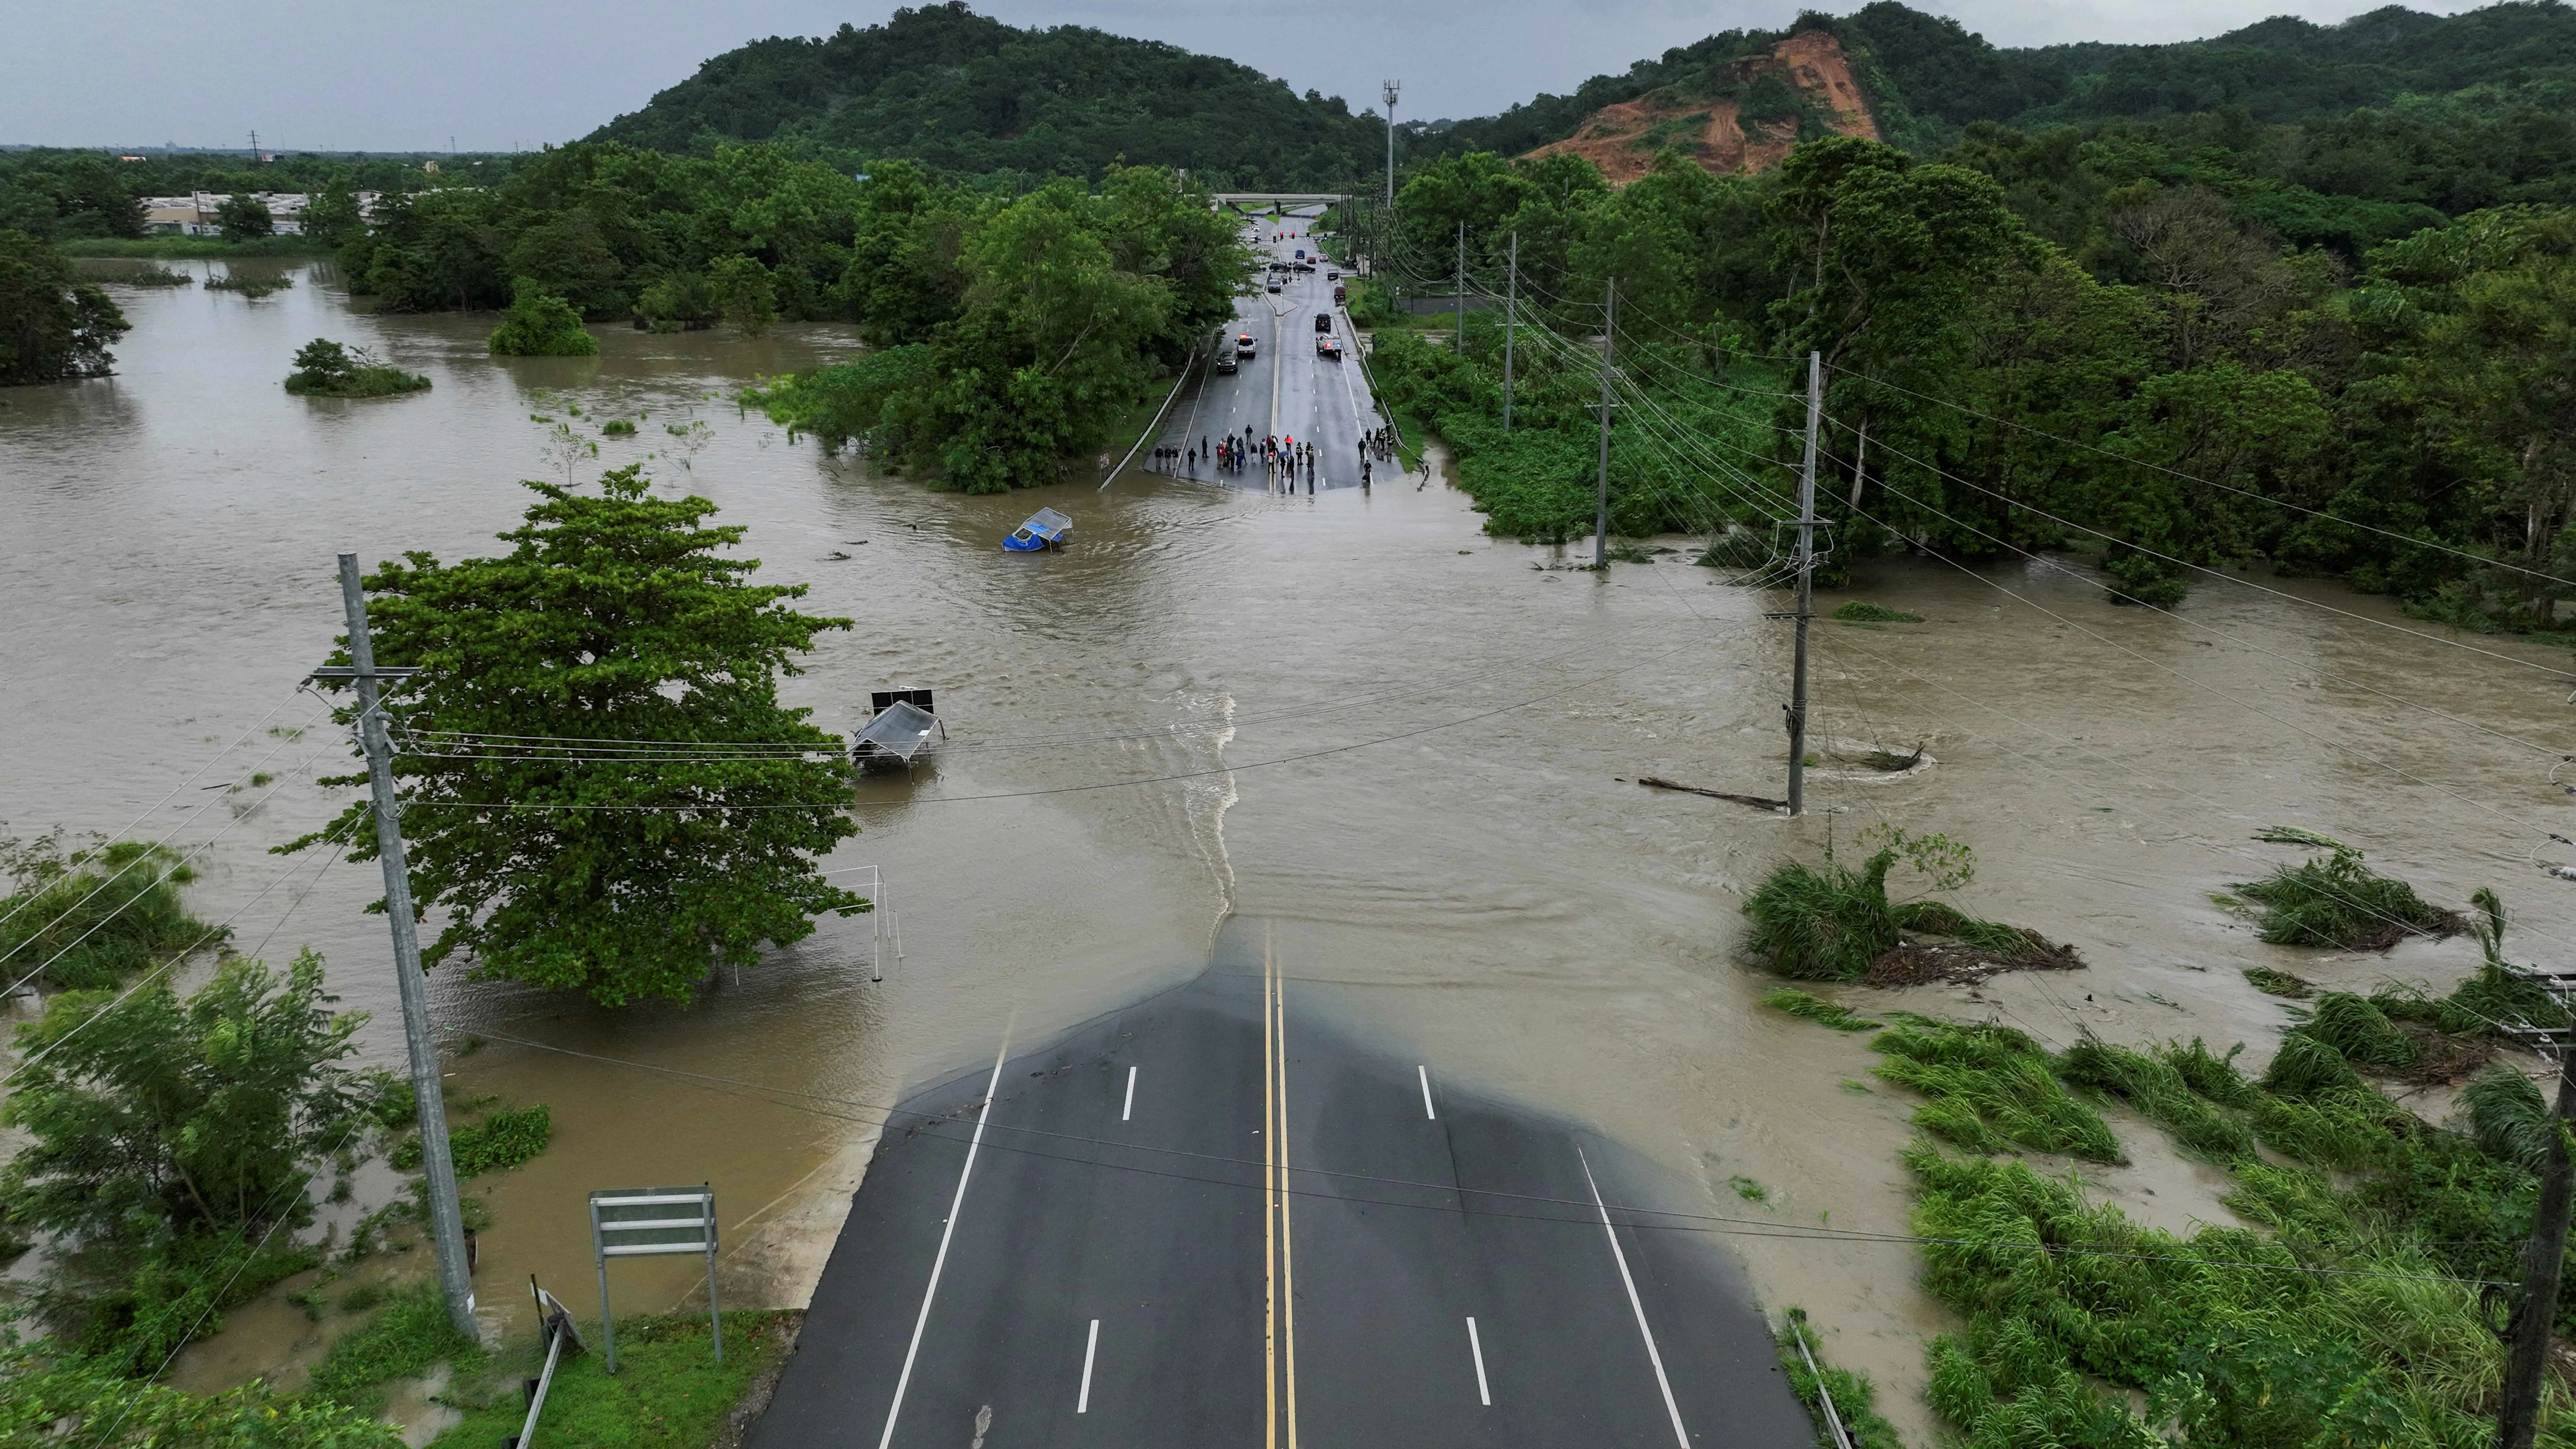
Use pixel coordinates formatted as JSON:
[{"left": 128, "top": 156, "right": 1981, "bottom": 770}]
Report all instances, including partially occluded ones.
[{"left": 1263, "top": 930, "right": 1300, "bottom": 1448}]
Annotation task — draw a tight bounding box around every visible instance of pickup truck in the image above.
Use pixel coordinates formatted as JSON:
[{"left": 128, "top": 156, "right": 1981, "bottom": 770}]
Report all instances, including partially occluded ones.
[{"left": 1315, "top": 335, "right": 1341, "bottom": 359}]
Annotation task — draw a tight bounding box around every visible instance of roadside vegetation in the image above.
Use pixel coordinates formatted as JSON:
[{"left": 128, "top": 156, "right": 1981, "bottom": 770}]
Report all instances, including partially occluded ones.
[
  {"left": 283, "top": 338, "right": 430, "bottom": 398},
  {"left": 429, "top": 1310, "right": 798, "bottom": 1448},
  {"left": 1764, "top": 863, "right": 2576, "bottom": 1446}
]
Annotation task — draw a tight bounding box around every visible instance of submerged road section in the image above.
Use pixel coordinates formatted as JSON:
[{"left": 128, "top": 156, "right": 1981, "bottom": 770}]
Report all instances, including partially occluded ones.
[
  {"left": 1151, "top": 205, "right": 1387, "bottom": 495},
  {"left": 749, "top": 929, "right": 1813, "bottom": 1448}
]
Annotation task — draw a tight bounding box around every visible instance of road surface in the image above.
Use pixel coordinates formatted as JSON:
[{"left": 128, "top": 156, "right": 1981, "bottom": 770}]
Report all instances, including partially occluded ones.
[
  {"left": 1149, "top": 205, "right": 1389, "bottom": 495},
  {"left": 748, "top": 924, "right": 1814, "bottom": 1448}
]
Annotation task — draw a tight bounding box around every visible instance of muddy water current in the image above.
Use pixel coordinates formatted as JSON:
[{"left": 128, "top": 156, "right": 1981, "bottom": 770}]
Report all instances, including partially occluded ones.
[{"left": 9, "top": 260, "right": 2576, "bottom": 1435}]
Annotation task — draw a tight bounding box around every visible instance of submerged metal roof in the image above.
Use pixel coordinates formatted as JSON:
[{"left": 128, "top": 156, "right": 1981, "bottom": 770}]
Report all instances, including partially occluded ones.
[{"left": 854, "top": 699, "right": 940, "bottom": 760}]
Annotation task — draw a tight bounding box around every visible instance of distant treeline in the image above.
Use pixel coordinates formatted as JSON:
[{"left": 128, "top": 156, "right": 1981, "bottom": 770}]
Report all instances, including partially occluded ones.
[{"left": 0, "top": 150, "right": 530, "bottom": 242}]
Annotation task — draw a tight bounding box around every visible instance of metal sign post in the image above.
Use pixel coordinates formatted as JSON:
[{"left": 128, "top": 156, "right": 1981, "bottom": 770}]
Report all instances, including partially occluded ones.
[{"left": 588, "top": 1185, "right": 721, "bottom": 1374}]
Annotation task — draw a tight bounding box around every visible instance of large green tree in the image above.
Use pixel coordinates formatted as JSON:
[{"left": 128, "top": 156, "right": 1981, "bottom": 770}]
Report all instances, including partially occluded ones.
[
  {"left": 292, "top": 466, "right": 865, "bottom": 1006},
  {"left": 0, "top": 229, "right": 130, "bottom": 385}
]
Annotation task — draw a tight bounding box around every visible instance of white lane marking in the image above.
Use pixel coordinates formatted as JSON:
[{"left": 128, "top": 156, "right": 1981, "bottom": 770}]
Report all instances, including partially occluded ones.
[
  {"left": 1466, "top": 1317, "right": 1492, "bottom": 1406},
  {"left": 1077, "top": 1318, "right": 1100, "bottom": 1413},
  {"left": 1418, "top": 1065, "right": 1436, "bottom": 1121},
  {"left": 876, "top": 1028, "right": 1014, "bottom": 1449},
  {"left": 1122, "top": 1064, "right": 1137, "bottom": 1122},
  {"left": 1579, "top": 1147, "right": 1690, "bottom": 1449}
]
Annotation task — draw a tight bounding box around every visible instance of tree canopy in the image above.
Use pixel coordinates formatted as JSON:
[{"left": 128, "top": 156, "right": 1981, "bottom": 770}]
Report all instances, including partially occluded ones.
[
  {"left": 290, "top": 465, "right": 866, "bottom": 1006},
  {"left": 0, "top": 227, "right": 130, "bottom": 384}
]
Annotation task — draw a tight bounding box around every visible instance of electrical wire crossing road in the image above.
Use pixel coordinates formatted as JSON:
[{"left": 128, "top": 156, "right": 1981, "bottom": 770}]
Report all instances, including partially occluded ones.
[{"left": 749, "top": 924, "right": 1814, "bottom": 1448}]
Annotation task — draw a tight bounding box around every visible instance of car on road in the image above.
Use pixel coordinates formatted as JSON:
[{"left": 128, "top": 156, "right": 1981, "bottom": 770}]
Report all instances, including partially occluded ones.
[
  {"left": 1214, "top": 342, "right": 1238, "bottom": 374},
  {"left": 1333, "top": 284, "right": 1347, "bottom": 304},
  {"left": 1265, "top": 280, "right": 1281, "bottom": 293},
  {"left": 1316, "top": 335, "right": 1341, "bottom": 359},
  {"left": 1327, "top": 269, "right": 1340, "bottom": 280},
  {"left": 1236, "top": 330, "right": 1257, "bottom": 357},
  {"left": 1314, "top": 313, "right": 1332, "bottom": 333}
]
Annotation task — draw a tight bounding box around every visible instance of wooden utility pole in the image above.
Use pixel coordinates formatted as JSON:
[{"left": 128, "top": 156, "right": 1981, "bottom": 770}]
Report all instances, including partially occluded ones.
[
  {"left": 1595, "top": 277, "right": 1615, "bottom": 570},
  {"left": 1787, "top": 351, "right": 1820, "bottom": 817},
  {"left": 328, "top": 553, "right": 478, "bottom": 1336},
  {"left": 2500, "top": 1018, "right": 2576, "bottom": 1449}
]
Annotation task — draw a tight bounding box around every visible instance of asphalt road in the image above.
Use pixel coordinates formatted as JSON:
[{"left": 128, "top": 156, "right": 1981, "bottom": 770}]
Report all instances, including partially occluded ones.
[
  {"left": 1151, "top": 206, "right": 1389, "bottom": 495},
  {"left": 749, "top": 924, "right": 1815, "bottom": 1449}
]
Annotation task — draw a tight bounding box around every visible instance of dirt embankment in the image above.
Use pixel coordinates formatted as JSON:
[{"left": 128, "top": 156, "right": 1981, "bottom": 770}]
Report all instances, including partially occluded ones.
[{"left": 1525, "top": 30, "right": 1881, "bottom": 186}]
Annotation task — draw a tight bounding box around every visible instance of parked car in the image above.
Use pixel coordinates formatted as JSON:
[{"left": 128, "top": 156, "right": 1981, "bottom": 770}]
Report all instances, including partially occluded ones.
[{"left": 1333, "top": 284, "right": 1347, "bottom": 304}]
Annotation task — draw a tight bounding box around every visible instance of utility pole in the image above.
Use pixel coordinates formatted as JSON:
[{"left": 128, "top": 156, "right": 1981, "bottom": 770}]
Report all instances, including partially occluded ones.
[
  {"left": 1595, "top": 277, "right": 1615, "bottom": 570},
  {"left": 328, "top": 553, "right": 478, "bottom": 1337},
  {"left": 2497, "top": 961, "right": 2576, "bottom": 1449},
  {"left": 1455, "top": 220, "right": 1467, "bottom": 353},
  {"left": 1382, "top": 80, "right": 1401, "bottom": 213},
  {"left": 1502, "top": 231, "right": 1517, "bottom": 433},
  {"left": 1787, "top": 351, "right": 1821, "bottom": 817}
]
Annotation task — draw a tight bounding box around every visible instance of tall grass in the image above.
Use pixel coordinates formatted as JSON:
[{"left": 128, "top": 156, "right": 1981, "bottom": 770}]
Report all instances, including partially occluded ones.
[
  {"left": 1830, "top": 1010, "right": 2576, "bottom": 1445},
  {"left": 1873, "top": 1019, "right": 2123, "bottom": 1163},
  {"left": 1760, "top": 986, "right": 1882, "bottom": 1032}
]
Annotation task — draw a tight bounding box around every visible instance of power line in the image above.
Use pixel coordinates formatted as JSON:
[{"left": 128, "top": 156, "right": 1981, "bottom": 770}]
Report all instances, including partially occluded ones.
[{"left": 1823, "top": 358, "right": 2576, "bottom": 591}]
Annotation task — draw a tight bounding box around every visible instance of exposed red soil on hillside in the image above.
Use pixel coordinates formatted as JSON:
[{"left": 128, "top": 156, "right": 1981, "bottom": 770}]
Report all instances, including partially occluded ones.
[{"left": 1525, "top": 30, "right": 1881, "bottom": 186}]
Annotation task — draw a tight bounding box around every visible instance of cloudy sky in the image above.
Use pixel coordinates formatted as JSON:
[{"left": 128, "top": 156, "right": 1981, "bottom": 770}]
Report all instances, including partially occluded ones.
[{"left": 2, "top": 0, "right": 2474, "bottom": 152}]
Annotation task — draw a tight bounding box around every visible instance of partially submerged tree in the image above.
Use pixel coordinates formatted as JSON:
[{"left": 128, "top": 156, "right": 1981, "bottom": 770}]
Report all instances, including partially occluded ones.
[
  {"left": 486, "top": 276, "right": 598, "bottom": 357},
  {"left": 213, "top": 191, "right": 274, "bottom": 243},
  {"left": 289, "top": 465, "right": 866, "bottom": 1005},
  {"left": 0, "top": 227, "right": 130, "bottom": 384},
  {"left": 1, "top": 950, "right": 368, "bottom": 1367}
]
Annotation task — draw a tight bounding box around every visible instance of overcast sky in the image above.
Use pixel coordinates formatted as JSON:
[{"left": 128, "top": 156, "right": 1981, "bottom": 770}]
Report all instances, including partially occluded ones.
[{"left": 1, "top": 0, "right": 2476, "bottom": 153}]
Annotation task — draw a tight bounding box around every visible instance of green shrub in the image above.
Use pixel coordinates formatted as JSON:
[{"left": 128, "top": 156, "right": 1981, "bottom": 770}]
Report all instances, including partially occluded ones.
[
  {"left": 0, "top": 833, "right": 219, "bottom": 989},
  {"left": 2242, "top": 965, "right": 2313, "bottom": 998},
  {"left": 744, "top": 345, "right": 936, "bottom": 457},
  {"left": 391, "top": 1102, "right": 551, "bottom": 1177},
  {"left": 118, "top": 265, "right": 195, "bottom": 287},
  {"left": 0, "top": 1338, "right": 404, "bottom": 1447},
  {"left": 2233, "top": 830, "right": 2462, "bottom": 948},
  {"left": 1761, "top": 986, "right": 1882, "bottom": 1032},
  {"left": 1831, "top": 601, "right": 1923, "bottom": 623},
  {"left": 204, "top": 271, "right": 292, "bottom": 299},
  {"left": 305, "top": 1283, "right": 482, "bottom": 1412},
  {"left": 600, "top": 418, "right": 636, "bottom": 436},
  {"left": 283, "top": 337, "right": 431, "bottom": 398},
  {"left": 488, "top": 277, "right": 598, "bottom": 356},
  {"left": 2157, "top": 1037, "right": 2263, "bottom": 1108}
]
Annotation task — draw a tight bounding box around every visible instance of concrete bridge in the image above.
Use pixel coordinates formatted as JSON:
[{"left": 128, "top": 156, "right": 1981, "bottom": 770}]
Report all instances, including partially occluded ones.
[{"left": 1209, "top": 193, "right": 1348, "bottom": 211}]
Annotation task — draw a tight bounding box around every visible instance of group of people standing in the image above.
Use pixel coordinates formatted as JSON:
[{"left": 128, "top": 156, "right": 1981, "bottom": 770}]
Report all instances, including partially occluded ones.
[{"left": 1154, "top": 422, "right": 1402, "bottom": 492}]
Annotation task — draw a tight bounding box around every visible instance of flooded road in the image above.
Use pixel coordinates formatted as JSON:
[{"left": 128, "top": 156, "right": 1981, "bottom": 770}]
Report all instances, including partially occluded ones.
[{"left": 8, "top": 259, "right": 2576, "bottom": 1435}]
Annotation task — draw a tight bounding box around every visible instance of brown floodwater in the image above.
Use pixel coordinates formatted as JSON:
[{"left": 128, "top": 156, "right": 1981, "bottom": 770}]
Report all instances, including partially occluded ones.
[{"left": 8, "top": 259, "right": 2576, "bottom": 1436}]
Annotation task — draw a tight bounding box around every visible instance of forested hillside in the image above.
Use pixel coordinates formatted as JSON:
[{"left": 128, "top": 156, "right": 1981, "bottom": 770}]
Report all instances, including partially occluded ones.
[{"left": 587, "top": 1, "right": 1377, "bottom": 187}]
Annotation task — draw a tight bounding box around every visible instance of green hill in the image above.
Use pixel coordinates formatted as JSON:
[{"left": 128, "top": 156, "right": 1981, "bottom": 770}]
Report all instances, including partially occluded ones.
[
  {"left": 1427, "top": 1, "right": 2576, "bottom": 160},
  {"left": 587, "top": 0, "right": 1378, "bottom": 187}
]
